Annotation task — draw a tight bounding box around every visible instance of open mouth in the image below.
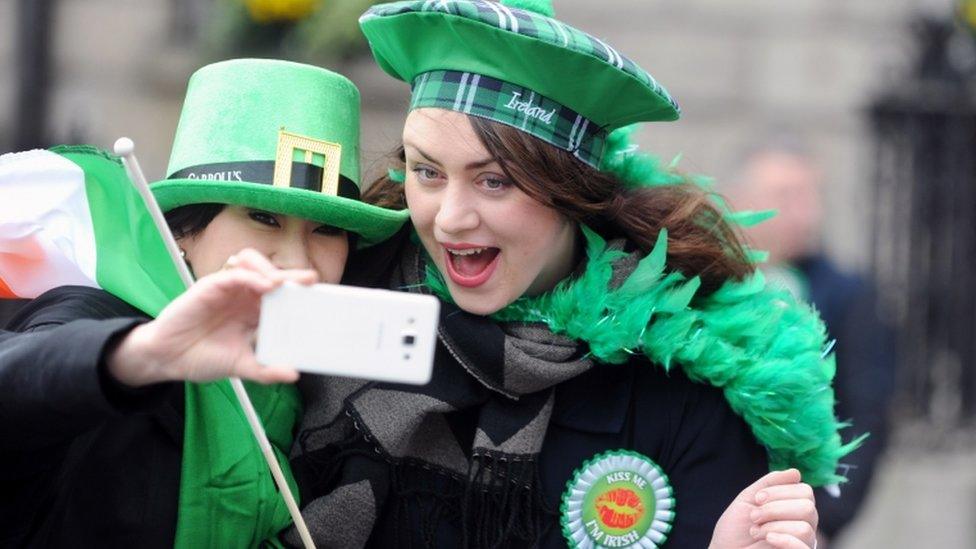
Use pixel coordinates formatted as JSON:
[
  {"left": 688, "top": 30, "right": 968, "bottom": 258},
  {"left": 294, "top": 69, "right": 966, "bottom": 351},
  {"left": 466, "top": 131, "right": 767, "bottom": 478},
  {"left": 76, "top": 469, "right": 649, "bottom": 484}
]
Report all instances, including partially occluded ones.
[{"left": 443, "top": 245, "right": 501, "bottom": 288}]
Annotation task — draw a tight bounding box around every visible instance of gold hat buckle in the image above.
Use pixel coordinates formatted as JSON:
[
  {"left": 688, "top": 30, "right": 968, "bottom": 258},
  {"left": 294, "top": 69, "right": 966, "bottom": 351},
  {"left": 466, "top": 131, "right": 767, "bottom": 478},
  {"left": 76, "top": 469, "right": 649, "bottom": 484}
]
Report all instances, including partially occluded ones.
[{"left": 273, "top": 129, "right": 343, "bottom": 196}]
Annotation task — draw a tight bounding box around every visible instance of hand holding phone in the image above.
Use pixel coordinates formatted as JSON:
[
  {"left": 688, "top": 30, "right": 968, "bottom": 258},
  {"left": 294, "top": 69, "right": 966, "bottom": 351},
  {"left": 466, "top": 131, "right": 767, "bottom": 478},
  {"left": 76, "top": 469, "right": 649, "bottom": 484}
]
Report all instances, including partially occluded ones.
[{"left": 255, "top": 283, "right": 439, "bottom": 385}]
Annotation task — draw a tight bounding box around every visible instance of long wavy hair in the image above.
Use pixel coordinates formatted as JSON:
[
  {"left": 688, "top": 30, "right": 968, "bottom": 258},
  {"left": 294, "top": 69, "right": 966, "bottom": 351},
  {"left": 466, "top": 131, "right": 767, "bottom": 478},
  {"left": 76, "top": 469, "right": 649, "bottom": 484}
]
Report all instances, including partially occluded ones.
[{"left": 364, "top": 116, "right": 753, "bottom": 295}]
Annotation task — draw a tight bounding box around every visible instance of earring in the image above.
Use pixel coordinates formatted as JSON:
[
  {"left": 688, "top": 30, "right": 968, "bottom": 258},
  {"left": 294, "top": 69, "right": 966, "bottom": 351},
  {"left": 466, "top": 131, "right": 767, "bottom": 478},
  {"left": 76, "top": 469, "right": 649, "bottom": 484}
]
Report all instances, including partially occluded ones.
[{"left": 179, "top": 248, "right": 196, "bottom": 278}]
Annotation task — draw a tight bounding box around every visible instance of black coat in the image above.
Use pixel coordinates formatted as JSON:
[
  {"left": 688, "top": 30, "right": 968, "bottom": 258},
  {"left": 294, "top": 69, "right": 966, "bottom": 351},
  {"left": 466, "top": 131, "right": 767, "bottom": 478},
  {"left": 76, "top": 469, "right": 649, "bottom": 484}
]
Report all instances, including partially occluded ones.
[
  {"left": 351, "top": 311, "right": 770, "bottom": 548},
  {"left": 340, "top": 231, "right": 771, "bottom": 548},
  {"left": 0, "top": 286, "right": 182, "bottom": 548},
  {"left": 797, "top": 255, "right": 895, "bottom": 538},
  {"left": 538, "top": 360, "right": 769, "bottom": 547},
  {"left": 1, "top": 285, "right": 768, "bottom": 548}
]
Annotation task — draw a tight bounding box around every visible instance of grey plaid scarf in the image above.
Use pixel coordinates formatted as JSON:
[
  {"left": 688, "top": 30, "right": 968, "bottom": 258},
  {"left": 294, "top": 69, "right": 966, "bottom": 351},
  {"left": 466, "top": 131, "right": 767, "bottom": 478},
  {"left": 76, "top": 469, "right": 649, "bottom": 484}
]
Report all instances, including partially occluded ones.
[{"left": 285, "top": 242, "right": 629, "bottom": 548}]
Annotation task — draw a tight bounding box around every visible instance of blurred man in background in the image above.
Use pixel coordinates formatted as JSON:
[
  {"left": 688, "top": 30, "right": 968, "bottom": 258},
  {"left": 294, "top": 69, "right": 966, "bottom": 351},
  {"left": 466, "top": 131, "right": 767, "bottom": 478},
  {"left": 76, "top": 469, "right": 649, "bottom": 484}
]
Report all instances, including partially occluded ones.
[{"left": 725, "top": 138, "right": 896, "bottom": 546}]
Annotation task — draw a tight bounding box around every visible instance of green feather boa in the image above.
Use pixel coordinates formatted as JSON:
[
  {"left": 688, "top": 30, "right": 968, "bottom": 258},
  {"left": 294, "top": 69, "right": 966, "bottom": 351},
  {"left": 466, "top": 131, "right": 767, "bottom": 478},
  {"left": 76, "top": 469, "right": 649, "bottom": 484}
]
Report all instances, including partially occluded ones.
[
  {"left": 424, "top": 125, "right": 862, "bottom": 486},
  {"left": 427, "top": 227, "right": 861, "bottom": 486}
]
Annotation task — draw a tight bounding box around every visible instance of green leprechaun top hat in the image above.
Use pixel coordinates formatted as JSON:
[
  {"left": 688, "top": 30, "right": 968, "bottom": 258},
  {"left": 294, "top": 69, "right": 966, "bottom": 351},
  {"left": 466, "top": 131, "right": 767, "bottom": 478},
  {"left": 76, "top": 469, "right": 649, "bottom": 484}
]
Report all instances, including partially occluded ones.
[
  {"left": 151, "top": 58, "right": 409, "bottom": 246},
  {"left": 359, "top": 0, "right": 680, "bottom": 169}
]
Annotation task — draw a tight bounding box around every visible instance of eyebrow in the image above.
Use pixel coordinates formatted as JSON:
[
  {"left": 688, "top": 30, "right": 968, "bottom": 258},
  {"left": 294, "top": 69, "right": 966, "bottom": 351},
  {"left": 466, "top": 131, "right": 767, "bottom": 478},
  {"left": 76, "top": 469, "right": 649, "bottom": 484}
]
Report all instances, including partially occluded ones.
[{"left": 405, "top": 143, "right": 498, "bottom": 171}]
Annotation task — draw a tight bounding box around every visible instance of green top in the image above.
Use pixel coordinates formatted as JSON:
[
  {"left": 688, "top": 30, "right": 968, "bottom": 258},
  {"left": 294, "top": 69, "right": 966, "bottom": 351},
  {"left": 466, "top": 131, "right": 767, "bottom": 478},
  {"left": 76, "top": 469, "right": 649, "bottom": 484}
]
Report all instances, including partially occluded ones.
[{"left": 175, "top": 380, "right": 302, "bottom": 548}]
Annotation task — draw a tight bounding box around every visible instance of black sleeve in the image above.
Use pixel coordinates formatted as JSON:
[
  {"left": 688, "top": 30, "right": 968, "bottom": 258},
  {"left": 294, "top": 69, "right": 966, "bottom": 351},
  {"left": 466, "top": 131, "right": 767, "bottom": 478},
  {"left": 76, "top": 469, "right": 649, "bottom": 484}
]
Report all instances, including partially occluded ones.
[
  {"left": 633, "top": 366, "right": 769, "bottom": 548},
  {"left": 816, "top": 284, "right": 896, "bottom": 538},
  {"left": 0, "top": 286, "right": 176, "bottom": 455}
]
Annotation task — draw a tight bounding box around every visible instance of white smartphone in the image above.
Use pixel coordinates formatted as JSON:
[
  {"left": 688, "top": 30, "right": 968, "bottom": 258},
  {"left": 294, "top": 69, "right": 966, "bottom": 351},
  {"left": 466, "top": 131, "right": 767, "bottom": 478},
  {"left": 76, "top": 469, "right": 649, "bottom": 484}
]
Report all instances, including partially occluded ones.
[{"left": 255, "top": 283, "right": 440, "bottom": 385}]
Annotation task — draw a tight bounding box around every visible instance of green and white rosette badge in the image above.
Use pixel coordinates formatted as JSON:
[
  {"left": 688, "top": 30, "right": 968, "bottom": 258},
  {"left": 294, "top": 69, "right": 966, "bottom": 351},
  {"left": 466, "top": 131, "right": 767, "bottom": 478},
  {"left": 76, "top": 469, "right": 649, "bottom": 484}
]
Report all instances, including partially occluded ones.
[{"left": 561, "top": 450, "right": 675, "bottom": 548}]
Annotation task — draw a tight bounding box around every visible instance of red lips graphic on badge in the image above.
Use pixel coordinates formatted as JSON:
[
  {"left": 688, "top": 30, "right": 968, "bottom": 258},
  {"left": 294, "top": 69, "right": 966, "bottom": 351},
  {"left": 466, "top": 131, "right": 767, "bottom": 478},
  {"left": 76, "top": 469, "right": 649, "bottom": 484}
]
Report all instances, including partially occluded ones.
[{"left": 594, "top": 487, "right": 645, "bottom": 529}]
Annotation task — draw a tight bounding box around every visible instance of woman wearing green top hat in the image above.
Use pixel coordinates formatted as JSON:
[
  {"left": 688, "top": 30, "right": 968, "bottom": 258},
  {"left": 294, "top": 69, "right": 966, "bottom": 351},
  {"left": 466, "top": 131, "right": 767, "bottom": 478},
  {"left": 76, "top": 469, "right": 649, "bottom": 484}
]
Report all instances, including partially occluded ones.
[
  {"left": 286, "top": 1, "right": 852, "bottom": 548},
  {"left": 0, "top": 59, "right": 409, "bottom": 548},
  {"left": 1, "top": 57, "right": 809, "bottom": 549}
]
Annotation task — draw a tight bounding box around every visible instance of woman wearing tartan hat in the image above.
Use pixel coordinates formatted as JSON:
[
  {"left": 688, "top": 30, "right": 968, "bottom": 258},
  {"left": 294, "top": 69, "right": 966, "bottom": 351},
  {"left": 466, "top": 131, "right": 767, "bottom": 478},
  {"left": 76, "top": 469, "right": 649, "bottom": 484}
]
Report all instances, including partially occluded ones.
[
  {"left": 287, "top": 1, "right": 858, "bottom": 548},
  {"left": 0, "top": 59, "right": 409, "bottom": 547}
]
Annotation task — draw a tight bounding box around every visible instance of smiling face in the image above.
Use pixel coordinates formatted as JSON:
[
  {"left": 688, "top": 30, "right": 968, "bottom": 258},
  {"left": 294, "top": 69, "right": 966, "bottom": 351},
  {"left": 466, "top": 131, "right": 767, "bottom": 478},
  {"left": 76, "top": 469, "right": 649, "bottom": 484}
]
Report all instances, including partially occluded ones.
[
  {"left": 403, "top": 108, "right": 578, "bottom": 316},
  {"left": 179, "top": 205, "right": 349, "bottom": 283}
]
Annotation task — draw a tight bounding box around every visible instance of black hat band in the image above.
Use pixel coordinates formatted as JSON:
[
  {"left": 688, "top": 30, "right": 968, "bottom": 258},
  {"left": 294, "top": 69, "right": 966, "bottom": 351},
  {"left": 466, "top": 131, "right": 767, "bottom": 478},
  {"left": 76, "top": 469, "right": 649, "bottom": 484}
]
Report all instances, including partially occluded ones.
[{"left": 168, "top": 161, "right": 361, "bottom": 201}]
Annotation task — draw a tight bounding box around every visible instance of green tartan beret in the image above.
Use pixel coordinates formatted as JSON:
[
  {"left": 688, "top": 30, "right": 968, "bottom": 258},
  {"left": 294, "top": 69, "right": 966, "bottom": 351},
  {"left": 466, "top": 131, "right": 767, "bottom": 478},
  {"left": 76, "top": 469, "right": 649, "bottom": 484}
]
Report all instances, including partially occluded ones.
[{"left": 360, "top": 0, "right": 680, "bottom": 168}]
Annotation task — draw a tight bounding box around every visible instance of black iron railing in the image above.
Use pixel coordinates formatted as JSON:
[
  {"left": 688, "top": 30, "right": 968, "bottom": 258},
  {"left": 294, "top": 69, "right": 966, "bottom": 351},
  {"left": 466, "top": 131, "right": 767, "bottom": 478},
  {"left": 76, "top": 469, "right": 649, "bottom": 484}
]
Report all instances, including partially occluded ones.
[{"left": 869, "top": 16, "right": 976, "bottom": 425}]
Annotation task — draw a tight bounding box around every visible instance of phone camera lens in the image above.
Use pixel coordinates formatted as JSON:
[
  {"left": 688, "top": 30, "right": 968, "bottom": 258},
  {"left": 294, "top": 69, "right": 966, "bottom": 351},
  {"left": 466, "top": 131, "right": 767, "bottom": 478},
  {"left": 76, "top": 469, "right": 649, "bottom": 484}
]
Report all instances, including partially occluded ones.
[{"left": 402, "top": 334, "right": 416, "bottom": 346}]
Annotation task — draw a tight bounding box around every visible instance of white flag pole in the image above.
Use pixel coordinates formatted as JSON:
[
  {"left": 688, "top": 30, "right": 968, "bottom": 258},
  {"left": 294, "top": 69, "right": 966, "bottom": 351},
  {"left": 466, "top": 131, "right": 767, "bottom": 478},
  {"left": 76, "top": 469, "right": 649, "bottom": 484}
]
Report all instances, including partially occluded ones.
[{"left": 113, "top": 137, "right": 316, "bottom": 549}]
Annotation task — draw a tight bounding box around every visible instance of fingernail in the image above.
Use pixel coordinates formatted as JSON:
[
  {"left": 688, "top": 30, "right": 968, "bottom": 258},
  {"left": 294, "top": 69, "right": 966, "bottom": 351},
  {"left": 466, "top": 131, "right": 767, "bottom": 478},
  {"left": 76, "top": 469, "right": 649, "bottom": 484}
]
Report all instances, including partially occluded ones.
[
  {"left": 750, "top": 509, "right": 761, "bottom": 522},
  {"left": 756, "top": 491, "right": 768, "bottom": 504},
  {"left": 749, "top": 526, "right": 760, "bottom": 538}
]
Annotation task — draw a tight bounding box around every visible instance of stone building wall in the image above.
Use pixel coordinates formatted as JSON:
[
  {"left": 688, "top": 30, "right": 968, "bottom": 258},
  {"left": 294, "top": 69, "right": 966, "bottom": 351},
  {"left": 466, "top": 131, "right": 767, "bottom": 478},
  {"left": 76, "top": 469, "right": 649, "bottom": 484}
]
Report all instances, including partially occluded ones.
[{"left": 0, "top": 0, "right": 945, "bottom": 270}]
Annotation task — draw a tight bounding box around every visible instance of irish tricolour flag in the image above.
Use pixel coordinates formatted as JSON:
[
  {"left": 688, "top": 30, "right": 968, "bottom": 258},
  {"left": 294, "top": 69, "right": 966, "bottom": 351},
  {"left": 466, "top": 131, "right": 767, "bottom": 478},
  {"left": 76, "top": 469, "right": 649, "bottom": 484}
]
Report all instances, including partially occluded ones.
[{"left": 0, "top": 145, "right": 185, "bottom": 316}]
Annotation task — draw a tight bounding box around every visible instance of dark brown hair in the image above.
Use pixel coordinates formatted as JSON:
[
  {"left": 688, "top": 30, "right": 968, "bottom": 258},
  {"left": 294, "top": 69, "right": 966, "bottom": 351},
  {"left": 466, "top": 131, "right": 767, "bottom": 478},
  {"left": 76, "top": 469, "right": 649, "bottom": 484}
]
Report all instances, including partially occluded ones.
[
  {"left": 163, "top": 203, "right": 358, "bottom": 249},
  {"left": 363, "top": 117, "right": 753, "bottom": 294},
  {"left": 165, "top": 203, "right": 225, "bottom": 239}
]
